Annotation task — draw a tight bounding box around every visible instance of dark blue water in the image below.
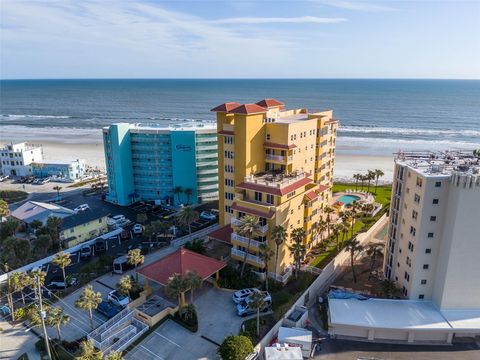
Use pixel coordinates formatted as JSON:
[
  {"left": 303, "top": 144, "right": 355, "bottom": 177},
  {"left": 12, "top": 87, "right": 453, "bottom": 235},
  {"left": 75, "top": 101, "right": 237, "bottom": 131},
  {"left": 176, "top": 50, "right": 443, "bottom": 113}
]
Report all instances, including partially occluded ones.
[{"left": 1, "top": 79, "right": 479, "bottom": 154}]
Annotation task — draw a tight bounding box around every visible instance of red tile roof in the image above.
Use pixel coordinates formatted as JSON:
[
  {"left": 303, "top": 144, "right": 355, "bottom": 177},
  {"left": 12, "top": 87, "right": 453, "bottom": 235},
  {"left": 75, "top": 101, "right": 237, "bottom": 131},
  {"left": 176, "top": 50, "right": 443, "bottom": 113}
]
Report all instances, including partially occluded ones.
[
  {"left": 264, "top": 142, "right": 297, "bottom": 150},
  {"left": 229, "top": 104, "right": 267, "bottom": 115},
  {"left": 231, "top": 202, "right": 276, "bottom": 219},
  {"left": 218, "top": 130, "right": 234, "bottom": 135},
  {"left": 305, "top": 191, "right": 319, "bottom": 201},
  {"left": 256, "top": 99, "right": 285, "bottom": 108},
  {"left": 317, "top": 184, "right": 330, "bottom": 193},
  {"left": 236, "top": 176, "right": 313, "bottom": 196},
  {"left": 208, "top": 225, "right": 233, "bottom": 245},
  {"left": 137, "top": 248, "right": 226, "bottom": 285},
  {"left": 211, "top": 102, "right": 242, "bottom": 112}
]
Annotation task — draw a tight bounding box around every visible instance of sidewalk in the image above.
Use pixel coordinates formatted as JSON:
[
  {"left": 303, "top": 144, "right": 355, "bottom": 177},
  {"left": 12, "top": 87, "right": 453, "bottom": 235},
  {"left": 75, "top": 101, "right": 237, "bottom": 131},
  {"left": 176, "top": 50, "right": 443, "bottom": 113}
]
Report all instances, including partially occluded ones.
[{"left": 0, "top": 320, "right": 40, "bottom": 360}]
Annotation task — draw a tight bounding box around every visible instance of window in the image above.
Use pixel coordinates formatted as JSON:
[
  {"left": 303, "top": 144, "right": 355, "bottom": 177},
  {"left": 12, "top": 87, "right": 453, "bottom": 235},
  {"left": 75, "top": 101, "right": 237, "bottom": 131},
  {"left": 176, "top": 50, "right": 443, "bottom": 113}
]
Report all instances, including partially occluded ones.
[
  {"left": 435, "top": 181, "right": 441, "bottom": 187},
  {"left": 225, "top": 192, "right": 234, "bottom": 200},
  {"left": 430, "top": 216, "right": 436, "bottom": 221},
  {"left": 224, "top": 151, "right": 234, "bottom": 159},
  {"left": 225, "top": 179, "right": 234, "bottom": 187},
  {"left": 266, "top": 194, "right": 274, "bottom": 205},
  {"left": 412, "top": 210, "right": 418, "bottom": 220},
  {"left": 410, "top": 226, "right": 416, "bottom": 236},
  {"left": 225, "top": 165, "right": 234, "bottom": 173},
  {"left": 423, "top": 264, "right": 429, "bottom": 270},
  {"left": 224, "top": 136, "right": 233, "bottom": 144},
  {"left": 414, "top": 194, "right": 421, "bottom": 204},
  {"left": 425, "top": 248, "right": 431, "bottom": 254},
  {"left": 254, "top": 191, "right": 263, "bottom": 202},
  {"left": 427, "top": 232, "right": 434, "bottom": 238},
  {"left": 225, "top": 205, "right": 233, "bottom": 214},
  {"left": 98, "top": 219, "right": 102, "bottom": 223},
  {"left": 416, "top": 177, "right": 423, "bottom": 187},
  {"left": 408, "top": 241, "right": 414, "bottom": 251},
  {"left": 421, "top": 279, "right": 427, "bottom": 285},
  {"left": 266, "top": 134, "right": 270, "bottom": 140},
  {"left": 418, "top": 295, "right": 425, "bottom": 299},
  {"left": 432, "top": 198, "right": 439, "bottom": 204},
  {"left": 406, "top": 257, "right": 411, "bottom": 267},
  {"left": 404, "top": 272, "right": 410, "bottom": 281}
]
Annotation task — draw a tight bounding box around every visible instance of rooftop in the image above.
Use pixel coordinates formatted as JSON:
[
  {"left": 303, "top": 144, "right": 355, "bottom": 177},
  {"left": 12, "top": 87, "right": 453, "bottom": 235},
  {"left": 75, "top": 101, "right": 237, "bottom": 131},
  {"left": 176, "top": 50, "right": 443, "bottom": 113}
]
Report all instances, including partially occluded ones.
[
  {"left": 60, "top": 208, "right": 110, "bottom": 230},
  {"left": 256, "top": 98, "right": 285, "bottom": 108},
  {"left": 104, "top": 122, "right": 217, "bottom": 132},
  {"left": 11, "top": 201, "right": 75, "bottom": 224},
  {"left": 395, "top": 150, "right": 480, "bottom": 177}
]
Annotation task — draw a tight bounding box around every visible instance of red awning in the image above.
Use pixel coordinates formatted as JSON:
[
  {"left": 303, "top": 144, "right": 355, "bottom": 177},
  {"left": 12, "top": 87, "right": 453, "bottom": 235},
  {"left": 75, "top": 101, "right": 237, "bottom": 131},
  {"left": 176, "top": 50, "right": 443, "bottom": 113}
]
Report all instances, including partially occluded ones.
[
  {"left": 231, "top": 202, "right": 275, "bottom": 219},
  {"left": 137, "top": 248, "right": 226, "bottom": 286},
  {"left": 264, "top": 142, "right": 297, "bottom": 150}
]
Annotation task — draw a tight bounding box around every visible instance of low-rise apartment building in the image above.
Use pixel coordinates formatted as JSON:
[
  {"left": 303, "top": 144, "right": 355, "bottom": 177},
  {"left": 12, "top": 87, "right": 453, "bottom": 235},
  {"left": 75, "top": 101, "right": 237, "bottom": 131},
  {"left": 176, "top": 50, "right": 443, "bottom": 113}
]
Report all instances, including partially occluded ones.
[
  {"left": 59, "top": 210, "right": 109, "bottom": 248},
  {"left": 103, "top": 123, "right": 218, "bottom": 206},
  {"left": 211, "top": 99, "right": 338, "bottom": 279},
  {"left": 31, "top": 159, "right": 86, "bottom": 181},
  {"left": 0, "top": 142, "right": 43, "bottom": 177}
]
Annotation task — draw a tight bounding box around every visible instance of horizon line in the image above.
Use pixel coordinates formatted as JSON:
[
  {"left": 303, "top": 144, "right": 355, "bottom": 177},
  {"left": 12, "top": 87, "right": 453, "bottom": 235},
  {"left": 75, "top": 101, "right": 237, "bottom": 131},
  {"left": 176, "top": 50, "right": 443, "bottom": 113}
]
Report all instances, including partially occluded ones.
[{"left": 1, "top": 77, "right": 479, "bottom": 81}]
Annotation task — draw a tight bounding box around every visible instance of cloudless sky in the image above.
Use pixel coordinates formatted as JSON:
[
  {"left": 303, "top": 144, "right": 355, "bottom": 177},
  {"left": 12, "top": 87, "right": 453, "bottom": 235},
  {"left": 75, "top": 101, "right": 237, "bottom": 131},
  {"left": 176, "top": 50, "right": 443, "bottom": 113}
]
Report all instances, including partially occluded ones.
[{"left": 1, "top": 0, "right": 479, "bottom": 79}]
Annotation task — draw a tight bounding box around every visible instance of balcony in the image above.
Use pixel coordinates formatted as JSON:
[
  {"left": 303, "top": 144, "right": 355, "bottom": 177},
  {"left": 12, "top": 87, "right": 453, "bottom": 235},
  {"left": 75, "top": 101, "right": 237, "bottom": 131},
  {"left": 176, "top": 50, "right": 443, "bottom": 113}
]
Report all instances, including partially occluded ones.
[
  {"left": 231, "top": 232, "right": 265, "bottom": 250},
  {"left": 231, "top": 217, "right": 269, "bottom": 234},
  {"left": 243, "top": 170, "right": 307, "bottom": 190},
  {"left": 231, "top": 248, "right": 265, "bottom": 268},
  {"left": 266, "top": 154, "right": 285, "bottom": 162}
]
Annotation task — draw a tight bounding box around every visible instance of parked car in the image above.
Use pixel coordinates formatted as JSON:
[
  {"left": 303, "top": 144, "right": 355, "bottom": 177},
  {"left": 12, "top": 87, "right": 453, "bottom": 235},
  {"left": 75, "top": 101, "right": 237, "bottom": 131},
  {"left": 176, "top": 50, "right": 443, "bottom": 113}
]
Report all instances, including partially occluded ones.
[
  {"left": 38, "top": 177, "right": 50, "bottom": 185},
  {"left": 47, "top": 276, "right": 78, "bottom": 290},
  {"left": 200, "top": 211, "right": 217, "bottom": 221},
  {"left": 232, "top": 288, "right": 257, "bottom": 304},
  {"left": 112, "top": 255, "right": 135, "bottom": 274},
  {"left": 236, "top": 291, "right": 272, "bottom": 317},
  {"left": 108, "top": 290, "right": 130, "bottom": 308},
  {"left": 80, "top": 245, "right": 92, "bottom": 258},
  {"left": 94, "top": 239, "right": 106, "bottom": 253},
  {"left": 132, "top": 223, "right": 143, "bottom": 235},
  {"left": 0, "top": 175, "right": 9, "bottom": 182},
  {"left": 96, "top": 301, "right": 123, "bottom": 318},
  {"left": 107, "top": 215, "right": 126, "bottom": 226},
  {"left": 74, "top": 204, "right": 90, "bottom": 213}
]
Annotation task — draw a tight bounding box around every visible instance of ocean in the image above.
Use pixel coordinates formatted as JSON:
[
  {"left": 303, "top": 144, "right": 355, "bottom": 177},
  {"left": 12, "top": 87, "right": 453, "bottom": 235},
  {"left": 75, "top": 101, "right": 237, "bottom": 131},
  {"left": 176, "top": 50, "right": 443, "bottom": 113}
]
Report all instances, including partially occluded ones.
[{"left": 0, "top": 79, "right": 479, "bottom": 156}]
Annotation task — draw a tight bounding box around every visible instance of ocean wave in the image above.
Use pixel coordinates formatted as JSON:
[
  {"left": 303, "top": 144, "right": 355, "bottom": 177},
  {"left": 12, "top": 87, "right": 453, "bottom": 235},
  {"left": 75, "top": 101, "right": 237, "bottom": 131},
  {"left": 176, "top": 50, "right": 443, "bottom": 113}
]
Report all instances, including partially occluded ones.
[
  {"left": 338, "top": 126, "right": 480, "bottom": 138},
  {"left": 1, "top": 114, "right": 72, "bottom": 119},
  {"left": 337, "top": 136, "right": 480, "bottom": 150}
]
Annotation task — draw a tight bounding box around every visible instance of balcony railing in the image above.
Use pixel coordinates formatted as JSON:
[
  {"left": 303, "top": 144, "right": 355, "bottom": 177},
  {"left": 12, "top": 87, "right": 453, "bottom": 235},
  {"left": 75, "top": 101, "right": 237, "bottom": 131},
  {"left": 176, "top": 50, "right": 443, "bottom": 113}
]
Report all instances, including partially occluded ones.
[
  {"left": 231, "top": 218, "right": 269, "bottom": 234},
  {"left": 266, "top": 154, "right": 285, "bottom": 162},
  {"left": 231, "top": 232, "right": 264, "bottom": 249},
  {"left": 243, "top": 171, "right": 307, "bottom": 189},
  {"left": 231, "top": 248, "right": 265, "bottom": 267}
]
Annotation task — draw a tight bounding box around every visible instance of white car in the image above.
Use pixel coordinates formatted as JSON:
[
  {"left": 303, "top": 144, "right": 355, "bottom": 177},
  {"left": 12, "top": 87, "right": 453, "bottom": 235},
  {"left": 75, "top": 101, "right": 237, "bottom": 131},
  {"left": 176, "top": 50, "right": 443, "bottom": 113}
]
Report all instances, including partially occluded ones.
[
  {"left": 0, "top": 175, "right": 9, "bottom": 182},
  {"left": 74, "top": 204, "right": 90, "bottom": 213},
  {"left": 200, "top": 211, "right": 217, "bottom": 221},
  {"left": 108, "top": 290, "right": 130, "bottom": 308},
  {"left": 232, "top": 288, "right": 257, "bottom": 304},
  {"left": 236, "top": 291, "right": 272, "bottom": 317},
  {"left": 108, "top": 215, "right": 126, "bottom": 226},
  {"left": 132, "top": 223, "right": 143, "bottom": 234}
]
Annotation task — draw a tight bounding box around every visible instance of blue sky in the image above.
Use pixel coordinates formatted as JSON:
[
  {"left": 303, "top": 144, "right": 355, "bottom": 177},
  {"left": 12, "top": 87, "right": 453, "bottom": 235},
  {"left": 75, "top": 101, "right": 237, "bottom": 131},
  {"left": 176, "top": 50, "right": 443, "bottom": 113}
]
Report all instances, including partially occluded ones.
[{"left": 1, "top": 0, "right": 479, "bottom": 79}]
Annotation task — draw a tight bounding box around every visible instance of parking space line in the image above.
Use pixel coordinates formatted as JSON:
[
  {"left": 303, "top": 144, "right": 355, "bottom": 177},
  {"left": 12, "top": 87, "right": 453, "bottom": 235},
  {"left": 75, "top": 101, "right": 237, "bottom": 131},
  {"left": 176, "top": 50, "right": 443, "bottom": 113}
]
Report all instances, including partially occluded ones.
[
  {"left": 153, "top": 330, "right": 181, "bottom": 348},
  {"left": 139, "top": 345, "right": 165, "bottom": 360}
]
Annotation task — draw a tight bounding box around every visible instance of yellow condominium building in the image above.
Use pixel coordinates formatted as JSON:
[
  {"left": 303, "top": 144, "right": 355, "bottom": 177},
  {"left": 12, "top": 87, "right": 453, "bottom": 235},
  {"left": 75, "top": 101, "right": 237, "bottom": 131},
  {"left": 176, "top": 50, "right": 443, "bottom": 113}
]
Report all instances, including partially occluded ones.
[{"left": 210, "top": 98, "right": 338, "bottom": 280}]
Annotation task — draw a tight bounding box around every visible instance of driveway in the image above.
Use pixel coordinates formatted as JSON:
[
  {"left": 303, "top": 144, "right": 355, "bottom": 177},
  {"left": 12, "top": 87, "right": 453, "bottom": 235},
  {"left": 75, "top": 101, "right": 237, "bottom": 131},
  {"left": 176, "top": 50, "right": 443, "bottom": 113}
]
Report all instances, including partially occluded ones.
[
  {"left": 0, "top": 319, "right": 40, "bottom": 360},
  {"left": 195, "top": 287, "right": 247, "bottom": 345}
]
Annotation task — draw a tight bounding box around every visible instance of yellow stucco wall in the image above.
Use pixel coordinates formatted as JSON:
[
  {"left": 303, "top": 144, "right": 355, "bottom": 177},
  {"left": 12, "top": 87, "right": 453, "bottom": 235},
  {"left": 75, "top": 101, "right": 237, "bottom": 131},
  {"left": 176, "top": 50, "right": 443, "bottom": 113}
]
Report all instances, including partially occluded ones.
[{"left": 61, "top": 216, "right": 109, "bottom": 248}]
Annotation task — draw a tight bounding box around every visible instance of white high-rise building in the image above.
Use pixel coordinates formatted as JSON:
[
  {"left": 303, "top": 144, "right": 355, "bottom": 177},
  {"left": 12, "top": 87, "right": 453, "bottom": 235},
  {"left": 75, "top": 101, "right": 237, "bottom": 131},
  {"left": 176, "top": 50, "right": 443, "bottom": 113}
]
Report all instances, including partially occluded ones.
[
  {"left": 0, "top": 142, "right": 44, "bottom": 177},
  {"left": 384, "top": 150, "right": 480, "bottom": 309}
]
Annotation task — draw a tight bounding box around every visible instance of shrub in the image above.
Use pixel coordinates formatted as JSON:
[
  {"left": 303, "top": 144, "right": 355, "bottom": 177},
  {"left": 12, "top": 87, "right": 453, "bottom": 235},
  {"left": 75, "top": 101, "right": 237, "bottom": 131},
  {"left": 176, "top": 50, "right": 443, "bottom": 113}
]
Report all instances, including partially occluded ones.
[
  {"left": 218, "top": 335, "right": 254, "bottom": 360},
  {"left": 173, "top": 304, "right": 198, "bottom": 332},
  {"left": 218, "top": 265, "right": 259, "bottom": 290},
  {"left": 184, "top": 238, "right": 206, "bottom": 254}
]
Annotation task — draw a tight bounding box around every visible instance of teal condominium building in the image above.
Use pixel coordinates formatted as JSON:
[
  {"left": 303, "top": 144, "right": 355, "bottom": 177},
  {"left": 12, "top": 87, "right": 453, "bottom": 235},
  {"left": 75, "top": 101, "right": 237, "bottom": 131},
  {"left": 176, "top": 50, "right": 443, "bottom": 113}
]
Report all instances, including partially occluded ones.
[{"left": 103, "top": 123, "right": 218, "bottom": 206}]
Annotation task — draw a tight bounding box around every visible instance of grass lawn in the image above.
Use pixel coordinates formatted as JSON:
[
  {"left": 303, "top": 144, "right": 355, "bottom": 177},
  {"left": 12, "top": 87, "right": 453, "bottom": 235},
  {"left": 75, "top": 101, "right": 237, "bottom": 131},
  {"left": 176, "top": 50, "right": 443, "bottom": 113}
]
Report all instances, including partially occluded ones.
[
  {"left": 240, "top": 314, "right": 276, "bottom": 344},
  {"left": 0, "top": 190, "right": 28, "bottom": 204},
  {"left": 332, "top": 183, "right": 392, "bottom": 207}
]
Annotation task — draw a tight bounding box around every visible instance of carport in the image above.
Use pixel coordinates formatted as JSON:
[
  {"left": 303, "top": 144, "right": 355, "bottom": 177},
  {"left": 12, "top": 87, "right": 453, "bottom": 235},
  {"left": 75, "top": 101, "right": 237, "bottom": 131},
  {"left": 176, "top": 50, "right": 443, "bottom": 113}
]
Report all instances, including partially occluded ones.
[{"left": 137, "top": 248, "right": 226, "bottom": 305}]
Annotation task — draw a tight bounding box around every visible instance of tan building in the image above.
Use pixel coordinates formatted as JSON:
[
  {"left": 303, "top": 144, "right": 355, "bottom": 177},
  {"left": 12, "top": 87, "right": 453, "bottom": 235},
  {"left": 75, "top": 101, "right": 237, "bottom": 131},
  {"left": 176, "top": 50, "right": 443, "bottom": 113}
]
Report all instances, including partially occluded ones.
[
  {"left": 211, "top": 99, "right": 338, "bottom": 279},
  {"left": 384, "top": 151, "right": 480, "bottom": 309}
]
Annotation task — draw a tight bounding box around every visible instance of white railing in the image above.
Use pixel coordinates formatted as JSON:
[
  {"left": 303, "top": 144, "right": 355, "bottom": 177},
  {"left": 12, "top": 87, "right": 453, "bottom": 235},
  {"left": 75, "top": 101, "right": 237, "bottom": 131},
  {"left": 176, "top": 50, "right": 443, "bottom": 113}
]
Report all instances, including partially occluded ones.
[
  {"left": 231, "top": 248, "right": 265, "bottom": 267},
  {"left": 197, "top": 145, "right": 217, "bottom": 151},
  {"left": 243, "top": 171, "right": 306, "bottom": 189},
  {"left": 266, "top": 154, "right": 285, "bottom": 162},
  {"left": 257, "top": 223, "right": 269, "bottom": 234},
  {"left": 171, "top": 223, "right": 218, "bottom": 248},
  {"left": 231, "top": 233, "right": 264, "bottom": 249},
  {"left": 196, "top": 153, "right": 218, "bottom": 159},
  {"left": 231, "top": 217, "right": 242, "bottom": 226},
  {"left": 268, "top": 267, "right": 293, "bottom": 284}
]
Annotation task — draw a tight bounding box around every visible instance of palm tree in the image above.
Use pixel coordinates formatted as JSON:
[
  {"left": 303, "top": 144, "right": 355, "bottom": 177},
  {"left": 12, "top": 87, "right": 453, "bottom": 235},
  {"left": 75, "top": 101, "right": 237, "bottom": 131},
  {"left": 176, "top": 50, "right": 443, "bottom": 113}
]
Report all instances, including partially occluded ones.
[
  {"left": 380, "top": 279, "right": 401, "bottom": 299},
  {"left": 237, "top": 215, "right": 259, "bottom": 278},
  {"left": 165, "top": 273, "right": 189, "bottom": 307},
  {"left": 75, "top": 285, "right": 102, "bottom": 329},
  {"left": 324, "top": 206, "right": 335, "bottom": 237},
  {"left": 117, "top": 275, "right": 134, "bottom": 299},
  {"left": 46, "top": 306, "right": 70, "bottom": 340},
  {"left": 35, "top": 234, "right": 51, "bottom": 255},
  {"left": 30, "top": 219, "right": 43, "bottom": 233},
  {"left": 353, "top": 173, "right": 360, "bottom": 191},
  {"left": 366, "top": 170, "right": 376, "bottom": 193},
  {"left": 331, "top": 224, "right": 341, "bottom": 251},
  {"left": 317, "top": 219, "right": 327, "bottom": 243},
  {"left": 1, "top": 218, "right": 19, "bottom": 237},
  {"left": 172, "top": 186, "right": 183, "bottom": 204},
  {"left": 104, "top": 351, "right": 124, "bottom": 360},
  {"left": 271, "top": 225, "right": 287, "bottom": 278},
  {"left": 176, "top": 206, "right": 199, "bottom": 235},
  {"left": 10, "top": 271, "right": 30, "bottom": 305},
  {"left": 0, "top": 199, "right": 8, "bottom": 218},
  {"left": 52, "top": 185, "right": 62, "bottom": 198},
  {"left": 350, "top": 202, "right": 361, "bottom": 237},
  {"left": 373, "top": 169, "right": 385, "bottom": 194},
  {"left": 29, "top": 269, "right": 46, "bottom": 300},
  {"left": 249, "top": 290, "right": 266, "bottom": 337},
  {"left": 288, "top": 228, "right": 307, "bottom": 279},
  {"left": 344, "top": 238, "right": 364, "bottom": 283},
  {"left": 46, "top": 216, "right": 63, "bottom": 250},
  {"left": 127, "top": 248, "right": 144, "bottom": 282},
  {"left": 75, "top": 339, "right": 103, "bottom": 360},
  {"left": 258, "top": 243, "right": 274, "bottom": 291},
  {"left": 186, "top": 270, "right": 202, "bottom": 303},
  {"left": 359, "top": 174, "right": 366, "bottom": 190},
  {"left": 366, "top": 244, "right": 383, "bottom": 280},
  {"left": 52, "top": 251, "right": 71, "bottom": 290},
  {"left": 184, "top": 188, "right": 193, "bottom": 205}
]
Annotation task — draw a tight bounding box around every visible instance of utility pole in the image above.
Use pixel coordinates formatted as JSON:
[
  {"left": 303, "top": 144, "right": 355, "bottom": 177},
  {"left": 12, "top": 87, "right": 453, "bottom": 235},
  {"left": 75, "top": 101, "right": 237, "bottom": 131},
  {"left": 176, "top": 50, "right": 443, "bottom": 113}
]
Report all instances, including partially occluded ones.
[{"left": 37, "top": 274, "right": 52, "bottom": 360}]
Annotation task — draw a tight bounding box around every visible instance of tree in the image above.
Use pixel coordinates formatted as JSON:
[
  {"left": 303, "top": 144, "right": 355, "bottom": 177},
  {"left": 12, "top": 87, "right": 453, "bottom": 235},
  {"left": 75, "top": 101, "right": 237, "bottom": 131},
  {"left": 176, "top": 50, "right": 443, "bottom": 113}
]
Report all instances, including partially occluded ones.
[
  {"left": 258, "top": 243, "right": 274, "bottom": 291},
  {"left": 52, "top": 251, "right": 71, "bottom": 290},
  {"left": 366, "top": 244, "right": 383, "bottom": 280},
  {"left": 218, "top": 335, "right": 254, "bottom": 360},
  {"left": 75, "top": 285, "right": 102, "bottom": 329},
  {"left": 366, "top": 170, "right": 376, "bottom": 193},
  {"left": 271, "top": 225, "right": 287, "bottom": 278},
  {"left": 359, "top": 174, "right": 366, "bottom": 190},
  {"left": 316, "top": 219, "right": 327, "bottom": 243},
  {"left": 184, "top": 188, "right": 193, "bottom": 205},
  {"left": 324, "top": 206, "right": 335, "bottom": 237},
  {"left": 353, "top": 173, "right": 360, "bottom": 191},
  {"left": 117, "top": 275, "right": 134, "bottom": 299},
  {"left": 30, "top": 219, "right": 43, "bottom": 233},
  {"left": 46, "top": 216, "right": 63, "bottom": 250},
  {"left": 237, "top": 215, "right": 259, "bottom": 278},
  {"left": 176, "top": 206, "right": 199, "bottom": 235},
  {"left": 165, "top": 273, "right": 189, "bottom": 307},
  {"left": 186, "top": 270, "right": 202, "bottom": 303},
  {"left": 127, "top": 248, "right": 144, "bottom": 282},
  {"left": 35, "top": 234, "right": 51, "bottom": 255},
  {"left": 52, "top": 185, "right": 62, "bottom": 198},
  {"left": 380, "top": 279, "right": 401, "bottom": 299},
  {"left": 46, "top": 306, "right": 70, "bottom": 340},
  {"left": 249, "top": 290, "right": 266, "bottom": 337},
  {"left": 184, "top": 238, "right": 206, "bottom": 254},
  {"left": 15, "top": 238, "right": 32, "bottom": 265},
  {"left": 136, "top": 213, "right": 147, "bottom": 225},
  {"left": 14, "top": 303, "right": 43, "bottom": 328},
  {"left": 344, "top": 238, "right": 364, "bottom": 283},
  {"left": 29, "top": 269, "right": 46, "bottom": 300},
  {"left": 350, "top": 202, "right": 362, "bottom": 237},
  {"left": 374, "top": 169, "right": 385, "bottom": 194},
  {"left": 172, "top": 186, "right": 183, "bottom": 204},
  {"left": 0, "top": 218, "right": 19, "bottom": 239},
  {"left": 104, "top": 351, "right": 124, "bottom": 360},
  {"left": 9, "top": 271, "right": 30, "bottom": 305},
  {"left": 331, "top": 224, "right": 341, "bottom": 251},
  {"left": 75, "top": 339, "right": 102, "bottom": 360},
  {"left": 0, "top": 199, "right": 8, "bottom": 218},
  {"left": 288, "top": 228, "right": 307, "bottom": 279}
]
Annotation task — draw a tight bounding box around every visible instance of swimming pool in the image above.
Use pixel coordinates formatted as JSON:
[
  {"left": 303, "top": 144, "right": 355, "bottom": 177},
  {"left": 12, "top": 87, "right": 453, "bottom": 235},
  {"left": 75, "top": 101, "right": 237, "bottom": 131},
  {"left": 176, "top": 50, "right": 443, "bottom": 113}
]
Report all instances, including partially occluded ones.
[{"left": 337, "top": 194, "right": 361, "bottom": 205}]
